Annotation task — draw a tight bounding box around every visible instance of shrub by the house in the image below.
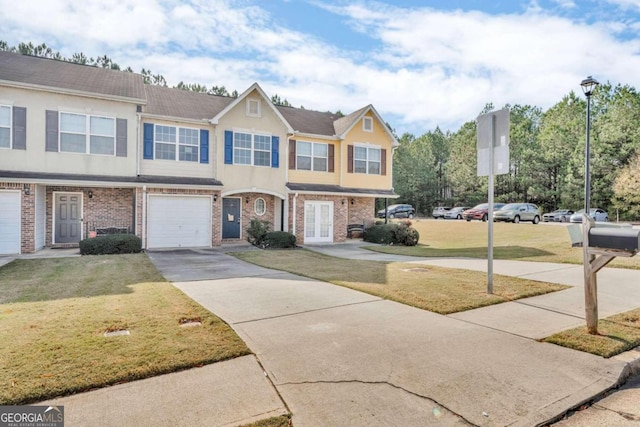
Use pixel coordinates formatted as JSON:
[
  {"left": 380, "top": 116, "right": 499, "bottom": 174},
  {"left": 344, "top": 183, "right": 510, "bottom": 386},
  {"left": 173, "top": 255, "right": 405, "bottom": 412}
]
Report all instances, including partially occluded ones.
[
  {"left": 247, "top": 219, "right": 271, "bottom": 247},
  {"left": 79, "top": 234, "right": 142, "bottom": 255},
  {"left": 261, "top": 231, "right": 297, "bottom": 249},
  {"left": 363, "top": 221, "right": 420, "bottom": 246}
]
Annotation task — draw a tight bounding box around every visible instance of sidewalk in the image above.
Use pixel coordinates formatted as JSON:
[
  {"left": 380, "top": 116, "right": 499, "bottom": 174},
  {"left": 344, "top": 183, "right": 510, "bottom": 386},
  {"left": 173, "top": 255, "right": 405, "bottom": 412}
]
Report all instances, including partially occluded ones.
[{"left": 9, "top": 243, "right": 640, "bottom": 426}]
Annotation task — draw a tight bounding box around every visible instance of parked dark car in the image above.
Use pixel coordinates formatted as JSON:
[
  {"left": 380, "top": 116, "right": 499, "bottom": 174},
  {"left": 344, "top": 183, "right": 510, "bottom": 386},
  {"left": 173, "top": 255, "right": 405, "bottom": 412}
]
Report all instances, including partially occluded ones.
[
  {"left": 463, "top": 203, "right": 505, "bottom": 222},
  {"left": 377, "top": 204, "right": 416, "bottom": 219},
  {"left": 444, "top": 206, "right": 471, "bottom": 220},
  {"left": 432, "top": 206, "right": 452, "bottom": 219},
  {"left": 542, "top": 209, "right": 574, "bottom": 223}
]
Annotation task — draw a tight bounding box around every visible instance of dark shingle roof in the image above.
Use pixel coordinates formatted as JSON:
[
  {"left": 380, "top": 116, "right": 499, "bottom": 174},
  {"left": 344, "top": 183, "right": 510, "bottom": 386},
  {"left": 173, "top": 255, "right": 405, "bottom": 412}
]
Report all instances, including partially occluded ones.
[
  {"left": 286, "top": 182, "right": 396, "bottom": 196},
  {"left": 277, "top": 105, "right": 343, "bottom": 137},
  {"left": 144, "top": 85, "right": 234, "bottom": 121},
  {"left": 333, "top": 105, "right": 369, "bottom": 136},
  {"left": 0, "top": 170, "right": 222, "bottom": 186},
  {"left": 0, "top": 51, "right": 145, "bottom": 101}
]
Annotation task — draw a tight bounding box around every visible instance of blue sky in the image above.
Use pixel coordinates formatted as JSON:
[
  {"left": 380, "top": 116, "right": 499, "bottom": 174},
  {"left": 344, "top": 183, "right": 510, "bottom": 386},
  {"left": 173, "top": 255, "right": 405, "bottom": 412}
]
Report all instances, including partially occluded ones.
[{"left": 2, "top": 0, "right": 640, "bottom": 136}]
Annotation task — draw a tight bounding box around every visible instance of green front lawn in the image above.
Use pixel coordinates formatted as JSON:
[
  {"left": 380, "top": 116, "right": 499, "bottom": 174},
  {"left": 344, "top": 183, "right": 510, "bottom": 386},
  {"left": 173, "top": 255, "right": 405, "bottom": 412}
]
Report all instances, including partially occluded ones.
[
  {"left": 368, "top": 219, "right": 640, "bottom": 269},
  {"left": 0, "top": 254, "right": 250, "bottom": 405}
]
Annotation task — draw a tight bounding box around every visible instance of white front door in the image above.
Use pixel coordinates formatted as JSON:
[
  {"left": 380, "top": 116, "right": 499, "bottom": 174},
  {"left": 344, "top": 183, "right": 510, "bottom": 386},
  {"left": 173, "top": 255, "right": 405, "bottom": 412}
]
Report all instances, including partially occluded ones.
[{"left": 304, "top": 201, "right": 333, "bottom": 243}]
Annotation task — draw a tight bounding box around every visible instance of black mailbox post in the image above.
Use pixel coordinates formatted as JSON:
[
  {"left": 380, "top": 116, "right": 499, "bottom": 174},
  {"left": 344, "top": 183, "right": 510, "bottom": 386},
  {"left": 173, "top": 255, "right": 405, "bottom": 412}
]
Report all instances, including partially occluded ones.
[{"left": 581, "top": 215, "right": 639, "bottom": 335}]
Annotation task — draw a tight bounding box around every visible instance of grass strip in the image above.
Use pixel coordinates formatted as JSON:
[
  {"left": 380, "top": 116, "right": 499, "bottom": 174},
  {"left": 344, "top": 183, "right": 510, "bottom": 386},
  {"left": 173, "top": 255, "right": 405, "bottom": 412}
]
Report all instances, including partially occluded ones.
[
  {"left": 0, "top": 254, "right": 250, "bottom": 405},
  {"left": 232, "top": 249, "right": 568, "bottom": 315}
]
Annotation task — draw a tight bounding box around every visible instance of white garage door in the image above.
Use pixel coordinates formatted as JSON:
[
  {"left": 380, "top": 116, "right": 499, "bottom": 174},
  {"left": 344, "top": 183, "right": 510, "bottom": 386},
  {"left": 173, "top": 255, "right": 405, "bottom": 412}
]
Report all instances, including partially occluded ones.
[
  {"left": 147, "top": 195, "right": 212, "bottom": 249},
  {"left": 0, "top": 191, "right": 21, "bottom": 254}
]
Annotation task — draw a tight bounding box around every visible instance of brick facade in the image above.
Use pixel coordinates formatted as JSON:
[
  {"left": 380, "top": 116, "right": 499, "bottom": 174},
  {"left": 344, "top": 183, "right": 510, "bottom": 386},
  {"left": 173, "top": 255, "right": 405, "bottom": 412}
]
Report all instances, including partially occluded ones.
[{"left": 240, "top": 193, "right": 277, "bottom": 240}]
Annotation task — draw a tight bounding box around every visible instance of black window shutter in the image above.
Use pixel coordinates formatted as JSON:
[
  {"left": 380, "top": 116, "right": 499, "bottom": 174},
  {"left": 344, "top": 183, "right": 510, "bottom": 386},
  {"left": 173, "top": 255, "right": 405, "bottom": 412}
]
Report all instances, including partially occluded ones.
[
  {"left": 116, "top": 118, "right": 127, "bottom": 157},
  {"left": 289, "top": 139, "right": 296, "bottom": 169},
  {"left": 328, "top": 144, "right": 334, "bottom": 172},
  {"left": 45, "top": 110, "right": 59, "bottom": 152},
  {"left": 12, "top": 107, "right": 26, "bottom": 150}
]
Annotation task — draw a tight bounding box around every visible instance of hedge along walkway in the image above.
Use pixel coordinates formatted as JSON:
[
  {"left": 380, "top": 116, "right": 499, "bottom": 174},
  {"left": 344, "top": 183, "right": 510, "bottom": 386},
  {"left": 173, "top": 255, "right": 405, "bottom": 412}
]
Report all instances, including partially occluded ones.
[{"left": 0, "top": 254, "right": 250, "bottom": 405}]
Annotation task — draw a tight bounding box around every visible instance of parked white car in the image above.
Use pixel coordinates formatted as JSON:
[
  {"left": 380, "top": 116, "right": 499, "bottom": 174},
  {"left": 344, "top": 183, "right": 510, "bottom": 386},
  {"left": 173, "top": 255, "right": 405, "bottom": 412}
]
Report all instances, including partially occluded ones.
[{"left": 569, "top": 208, "right": 609, "bottom": 223}]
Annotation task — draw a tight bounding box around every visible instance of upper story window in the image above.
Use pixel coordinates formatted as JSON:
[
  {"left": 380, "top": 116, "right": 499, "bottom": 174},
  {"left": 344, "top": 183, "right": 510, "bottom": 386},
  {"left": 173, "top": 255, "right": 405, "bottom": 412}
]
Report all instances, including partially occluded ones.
[
  {"left": 246, "top": 99, "right": 261, "bottom": 117},
  {"left": 354, "top": 145, "right": 381, "bottom": 175},
  {"left": 0, "top": 105, "right": 11, "bottom": 148},
  {"left": 234, "top": 132, "right": 271, "bottom": 166},
  {"left": 154, "top": 124, "right": 199, "bottom": 162},
  {"left": 297, "top": 141, "right": 328, "bottom": 172},
  {"left": 363, "top": 116, "right": 373, "bottom": 132},
  {"left": 60, "top": 112, "right": 115, "bottom": 155}
]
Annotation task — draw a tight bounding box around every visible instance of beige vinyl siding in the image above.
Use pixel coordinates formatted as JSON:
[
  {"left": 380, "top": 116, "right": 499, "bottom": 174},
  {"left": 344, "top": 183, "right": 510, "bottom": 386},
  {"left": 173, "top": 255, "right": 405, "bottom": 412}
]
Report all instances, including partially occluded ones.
[
  {"left": 138, "top": 119, "right": 214, "bottom": 179},
  {"left": 0, "top": 86, "right": 137, "bottom": 177}
]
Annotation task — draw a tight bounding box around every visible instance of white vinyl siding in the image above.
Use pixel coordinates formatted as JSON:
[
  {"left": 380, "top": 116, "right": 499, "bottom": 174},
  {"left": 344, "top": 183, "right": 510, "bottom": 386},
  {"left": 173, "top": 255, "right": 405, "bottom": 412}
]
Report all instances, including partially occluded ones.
[{"left": 60, "top": 112, "right": 116, "bottom": 155}]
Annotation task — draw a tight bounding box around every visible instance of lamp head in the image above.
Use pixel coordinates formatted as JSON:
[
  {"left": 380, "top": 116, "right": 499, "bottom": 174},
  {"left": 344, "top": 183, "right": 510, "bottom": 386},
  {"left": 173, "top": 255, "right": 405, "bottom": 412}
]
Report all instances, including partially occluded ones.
[{"left": 580, "top": 76, "right": 599, "bottom": 97}]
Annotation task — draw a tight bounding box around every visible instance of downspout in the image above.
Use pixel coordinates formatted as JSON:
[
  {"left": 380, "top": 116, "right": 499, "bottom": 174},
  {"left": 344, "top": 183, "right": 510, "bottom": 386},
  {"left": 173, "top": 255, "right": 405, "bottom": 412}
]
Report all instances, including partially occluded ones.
[
  {"left": 292, "top": 192, "right": 298, "bottom": 237},
  {"left": 142, "top": 185, "right": 147, "bottom": 250},
  {"left": 136, "top": 111, "right": 141, "bottom": 176}
]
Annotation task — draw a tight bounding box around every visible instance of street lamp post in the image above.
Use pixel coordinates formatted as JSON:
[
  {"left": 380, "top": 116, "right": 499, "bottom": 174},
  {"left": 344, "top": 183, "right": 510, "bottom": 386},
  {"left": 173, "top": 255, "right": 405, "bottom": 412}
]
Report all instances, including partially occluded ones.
[
  {"left": 580, "top": 76, "right": 599, "bottom": 214},
  {"left": 580, "top": 75, "right": 600, "bottom": 335}
]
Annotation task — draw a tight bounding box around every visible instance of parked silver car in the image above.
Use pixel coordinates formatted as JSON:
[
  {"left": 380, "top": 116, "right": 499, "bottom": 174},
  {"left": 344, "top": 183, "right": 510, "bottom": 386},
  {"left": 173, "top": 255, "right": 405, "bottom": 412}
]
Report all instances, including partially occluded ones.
[
  {"left": 432, "top": 206, "right": 452, "bottom": 219},
  {"left": 444, "top": 206, "right": 471, "bottom": 220},
  {"left": 542, "top": 209, "right": 574, "bottom": 223},
  {"left": 569, "top": 208, "right": 609, "bottom": 223},
  {"left": 493, "top": 203, "right": 541, "bottom": 224}
]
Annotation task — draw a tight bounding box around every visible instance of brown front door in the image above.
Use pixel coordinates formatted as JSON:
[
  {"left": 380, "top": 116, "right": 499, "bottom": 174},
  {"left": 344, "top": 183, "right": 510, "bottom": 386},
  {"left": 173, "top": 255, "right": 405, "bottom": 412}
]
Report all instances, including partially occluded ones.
[{"left": 55, "top": 193, "right": 82, "bottom": 244}]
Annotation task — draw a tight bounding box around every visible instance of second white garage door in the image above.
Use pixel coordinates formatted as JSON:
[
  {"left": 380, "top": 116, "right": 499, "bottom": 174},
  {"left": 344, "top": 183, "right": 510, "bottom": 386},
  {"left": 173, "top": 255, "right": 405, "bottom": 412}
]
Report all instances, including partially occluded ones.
[
  {"left": 147, "top": 195, "right": 212, "bottom": 249},
  {"left": 0, "top": 191, "right": 21, "bottom": 254}
]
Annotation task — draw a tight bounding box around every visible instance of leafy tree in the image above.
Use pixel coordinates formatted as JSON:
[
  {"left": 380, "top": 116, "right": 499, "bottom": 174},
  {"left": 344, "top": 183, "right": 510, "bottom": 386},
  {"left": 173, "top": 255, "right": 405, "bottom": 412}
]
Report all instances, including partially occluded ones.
[
  {"left": 271, "top": 94, "right": 292, "bottom": 106},
  {"left": 612, "top": 150, "right": 640, "bottom": 220},
  {"left": 534, "top": 93, "right": 585, "bottom": 211}
]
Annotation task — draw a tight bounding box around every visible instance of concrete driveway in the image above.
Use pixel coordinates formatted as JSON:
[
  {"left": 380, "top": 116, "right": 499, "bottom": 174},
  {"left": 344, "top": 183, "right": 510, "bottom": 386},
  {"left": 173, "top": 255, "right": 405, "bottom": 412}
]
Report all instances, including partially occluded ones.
[{"left": 151, "top": 248, "right": 632, "bottom": 427}]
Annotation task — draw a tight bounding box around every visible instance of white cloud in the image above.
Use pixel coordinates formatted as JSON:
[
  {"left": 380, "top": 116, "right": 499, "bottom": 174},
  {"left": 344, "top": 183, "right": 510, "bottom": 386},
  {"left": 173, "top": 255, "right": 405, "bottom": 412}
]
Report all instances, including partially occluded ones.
[{"left": 2, "top": 0, "right": 640, "bottom": 135}]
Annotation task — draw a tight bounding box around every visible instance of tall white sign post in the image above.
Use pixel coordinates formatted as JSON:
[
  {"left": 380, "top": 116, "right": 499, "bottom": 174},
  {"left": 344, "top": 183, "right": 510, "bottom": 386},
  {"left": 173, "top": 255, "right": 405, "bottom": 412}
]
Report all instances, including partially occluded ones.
[{"left": 477, "top": 108, "right": 510, "bottom": 294}]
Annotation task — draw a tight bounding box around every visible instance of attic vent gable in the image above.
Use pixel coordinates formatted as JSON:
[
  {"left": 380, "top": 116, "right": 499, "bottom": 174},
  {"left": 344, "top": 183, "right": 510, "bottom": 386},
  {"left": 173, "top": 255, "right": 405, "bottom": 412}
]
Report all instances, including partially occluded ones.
[{"left": 246, "top": 99, "right": 261, "bottom": 117}]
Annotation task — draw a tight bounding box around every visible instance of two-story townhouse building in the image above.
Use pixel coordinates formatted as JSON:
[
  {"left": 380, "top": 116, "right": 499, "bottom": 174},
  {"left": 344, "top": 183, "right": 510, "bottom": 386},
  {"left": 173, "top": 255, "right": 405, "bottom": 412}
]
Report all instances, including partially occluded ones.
[{"left": 0, "top": 51, "right": 397, "bottom": 255}]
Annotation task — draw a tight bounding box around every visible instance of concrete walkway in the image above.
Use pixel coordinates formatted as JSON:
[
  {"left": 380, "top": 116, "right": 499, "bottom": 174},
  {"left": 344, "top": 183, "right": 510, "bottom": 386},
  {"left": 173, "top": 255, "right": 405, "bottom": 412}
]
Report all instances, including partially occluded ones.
[
  {"left": 8, "top": 243, "right": 639, "bottom": 426},
  {"left": 169, "top": 245, "right": 640, "bottom": 427}
]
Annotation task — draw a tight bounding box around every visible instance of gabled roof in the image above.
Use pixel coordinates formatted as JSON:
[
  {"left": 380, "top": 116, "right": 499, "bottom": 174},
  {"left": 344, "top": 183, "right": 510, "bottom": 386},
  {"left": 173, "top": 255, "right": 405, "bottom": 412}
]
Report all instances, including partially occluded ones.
[
  {"left": 334, "top": 104, "right": 399, "bottom": 147},
  {"left": 0, "top": 51, "right": 146, "bottom": 102},
  {"left": 144, "top": 85, "right": 234, "bottom": 121},
  {"left": 276, "top": 106, "right": 343, "bottom": 137},
  {"left": 333, "top": 105, "right": 369, "bottom": 136},
  {"left": 210, "top": 82, "right": 294, "bottom": 133}
]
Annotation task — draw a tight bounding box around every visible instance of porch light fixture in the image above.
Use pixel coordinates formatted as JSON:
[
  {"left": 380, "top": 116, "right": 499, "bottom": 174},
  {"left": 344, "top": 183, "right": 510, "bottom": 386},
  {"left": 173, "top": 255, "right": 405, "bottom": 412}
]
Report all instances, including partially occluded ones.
[
  {"left": 213, "top": 194, "right": 218, "bottom": 202},
  {"left": 88, "top": 190, "right": 93, "bottom": 199},
  {"left": 23, "top": 184, "right": 30, "bottom": 195},
  {"left": 350, "top": 198, "right": 355, "bottom": 205},
  {"left": 245, "top": 196, "right": 250, "bottom": 204},
  {"left": 341, "top": 199, "right": 345, "bottom": 205},
  {"left": 580, "top": 76, "right": 599, "bottom": 214}
]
